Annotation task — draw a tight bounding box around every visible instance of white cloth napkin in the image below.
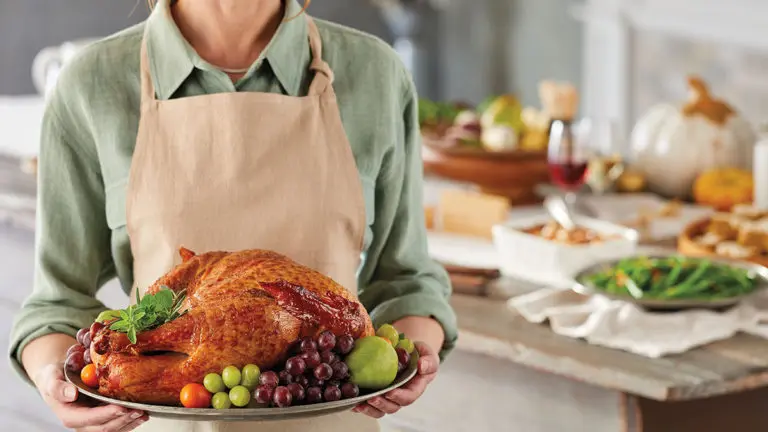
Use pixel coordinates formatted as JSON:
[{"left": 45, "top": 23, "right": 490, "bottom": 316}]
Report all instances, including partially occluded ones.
[{"left": 508, "top": 288, "right": 768, "bottom": 358}]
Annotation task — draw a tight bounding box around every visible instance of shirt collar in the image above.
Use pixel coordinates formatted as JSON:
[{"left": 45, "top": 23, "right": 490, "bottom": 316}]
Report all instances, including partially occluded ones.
[{"left": 145, "top": 0, "right": 311, "bottom": 99}]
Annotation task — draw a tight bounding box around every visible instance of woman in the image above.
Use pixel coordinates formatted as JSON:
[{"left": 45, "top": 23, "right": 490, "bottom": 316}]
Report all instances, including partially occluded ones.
[{"left": 9, "top": 0, "right": 457, "bottom": 431}]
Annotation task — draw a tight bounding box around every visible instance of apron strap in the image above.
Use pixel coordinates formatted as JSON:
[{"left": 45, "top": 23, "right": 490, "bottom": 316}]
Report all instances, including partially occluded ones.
[{"left": 306, "top": 16, "right": 334, "bottom": 96}]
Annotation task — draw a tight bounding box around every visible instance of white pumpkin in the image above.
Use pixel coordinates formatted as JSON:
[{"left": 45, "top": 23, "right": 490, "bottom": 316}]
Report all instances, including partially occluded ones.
[{"left": 630, "top": 77, "right": 756, "bottom": 198}]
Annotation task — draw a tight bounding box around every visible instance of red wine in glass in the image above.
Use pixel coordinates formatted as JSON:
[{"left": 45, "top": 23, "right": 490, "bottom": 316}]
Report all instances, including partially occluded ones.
[
  {"left": 548, "top": 119, "right": 591, "bottom": 193},
  {"left": 548, "top": 160, "right": 588, "bottom": 191}
]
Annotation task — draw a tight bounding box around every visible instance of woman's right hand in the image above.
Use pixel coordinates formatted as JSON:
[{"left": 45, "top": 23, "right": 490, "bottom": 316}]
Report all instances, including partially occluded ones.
[{"left": 35, "top": 363, "right": 148, "bottom": 431}]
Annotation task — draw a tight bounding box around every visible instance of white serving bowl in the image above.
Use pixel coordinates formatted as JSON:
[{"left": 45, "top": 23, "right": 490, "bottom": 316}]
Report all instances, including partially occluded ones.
[{"left": 492, "top": 215, "right": 639, "bottom": 287}]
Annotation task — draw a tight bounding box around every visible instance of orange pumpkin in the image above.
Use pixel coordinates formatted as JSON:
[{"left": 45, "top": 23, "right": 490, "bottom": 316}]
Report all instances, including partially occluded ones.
[{"left": 693, "top": 168, "right": 753, "bottom": 211}]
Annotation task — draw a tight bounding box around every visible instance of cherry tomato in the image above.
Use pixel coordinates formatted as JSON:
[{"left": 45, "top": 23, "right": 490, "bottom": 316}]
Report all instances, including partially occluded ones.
[
  {"left": 80, "top": 364, "right": 99, "bottom": 388},
  {"left": 180, "top": 383, "right": 212, "bottom": 408}
]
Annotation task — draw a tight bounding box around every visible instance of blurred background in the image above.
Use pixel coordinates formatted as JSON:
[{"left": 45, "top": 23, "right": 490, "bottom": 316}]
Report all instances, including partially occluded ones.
[{"left": 3, "top": 1, "right": 768, "bottom": 431}]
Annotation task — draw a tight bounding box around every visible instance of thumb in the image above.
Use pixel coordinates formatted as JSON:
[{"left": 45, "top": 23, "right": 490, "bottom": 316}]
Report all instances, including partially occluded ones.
[
  {"left": 414, "top": 342, "right": 439, "bottom": 375},
  {"left": 42, "top": 367, "right": 78, "bottom": 403}
]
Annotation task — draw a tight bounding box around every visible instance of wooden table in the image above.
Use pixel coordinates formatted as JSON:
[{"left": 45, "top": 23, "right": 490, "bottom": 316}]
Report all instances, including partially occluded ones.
[{"left": 451, "top": 279, "right": 768, "bottom": 432}]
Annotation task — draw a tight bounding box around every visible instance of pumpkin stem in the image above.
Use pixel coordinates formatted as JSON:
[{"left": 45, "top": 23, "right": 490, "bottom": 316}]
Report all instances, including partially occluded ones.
[
  {"left": 687, "top": 76, "right": 710, "bottom": 101},
  {"left": 682, "top": 75, "right": 734, "bottom": 125}
]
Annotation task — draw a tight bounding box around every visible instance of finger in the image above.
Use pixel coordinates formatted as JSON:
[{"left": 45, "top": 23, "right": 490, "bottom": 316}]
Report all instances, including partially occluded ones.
[
  {"left": 42, "top": 368, "right": 78, "bottom": 403},
  {"left": 366, "top": 396, "right": 400, "bottom": 415},
  {"left": 353, "top": 403, "right": 385, "bottom": 419},
  {"left": 414, "top": 342, "right": 439, "bottom": 375},
  {"left": 116, "top": 413, "right": 150, "bottom": 432},
  {"left": 80, "top": 410, "right": 146, "bottom": 432},
  {"left": 383, "top": 375, "right": 428, "bottom": 405},
  {"left": 55, "top": 404, "right": 128, "bottom": 429}
]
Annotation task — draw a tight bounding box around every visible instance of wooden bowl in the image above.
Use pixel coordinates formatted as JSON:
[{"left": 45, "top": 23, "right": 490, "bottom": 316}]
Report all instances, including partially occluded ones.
[
  {"left": 421, "top": 137, "right": 549, "bottom": 205},
  {"left": 678, "top": 217, "right": 768, "bottom": 267}
]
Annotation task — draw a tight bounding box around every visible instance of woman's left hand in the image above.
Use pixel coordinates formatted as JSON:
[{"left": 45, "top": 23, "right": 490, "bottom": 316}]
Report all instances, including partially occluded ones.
[{"left": 353, "top": 341, "right": 438, "bottom": 418}]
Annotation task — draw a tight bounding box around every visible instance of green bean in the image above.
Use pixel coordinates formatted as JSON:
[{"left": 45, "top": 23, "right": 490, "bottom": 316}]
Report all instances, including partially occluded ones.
[
  {"left": 663, "top": 258, "right": 684, "bottom": 287},
  {"left": 581, "top": 256, "right": 760, "bottom": 301},
  {"left": 666, "top": 280, "right": 712, "bottom": 299}
]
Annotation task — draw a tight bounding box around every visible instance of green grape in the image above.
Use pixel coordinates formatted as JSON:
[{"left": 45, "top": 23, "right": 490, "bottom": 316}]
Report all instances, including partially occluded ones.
[
  {"left": 222, "top": 366, "right": 242, "bottom": 389},
  {"left": 229, "top": 385, "right": 251, "bottom": 407},
  {"left": 241, "top": 364, "right": 261, "bottom": 390},
  {"left": 396, "top": 338, "right": 415, "bottom": 354},
  {"left": 203, "top": 373, "right": 226, "bottom": 393},
  {"left": 376, "top": 324, "right": 399, "bottom": 347},
  {"left": 212, "top": 392, "right": 231, "bottom": 410}
]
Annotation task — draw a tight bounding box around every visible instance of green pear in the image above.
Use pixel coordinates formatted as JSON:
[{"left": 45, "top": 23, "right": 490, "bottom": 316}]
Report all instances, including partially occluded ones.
[{"left": 480, "top": 95, "right": 525, "bottom": 134}]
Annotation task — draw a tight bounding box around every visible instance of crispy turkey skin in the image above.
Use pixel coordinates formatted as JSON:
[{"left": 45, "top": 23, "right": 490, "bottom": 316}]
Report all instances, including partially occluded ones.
[{"left": 90, "top": 248, "right": 374, "bottom": 405}]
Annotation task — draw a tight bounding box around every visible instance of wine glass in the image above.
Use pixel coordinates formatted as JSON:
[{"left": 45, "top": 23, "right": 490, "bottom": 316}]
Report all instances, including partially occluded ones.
[
  {"left": 582, "top": 118, "right": 626, "bottom": 195},
  {"left": 548, "top": 119, "right": 592, "bottom": 210}
]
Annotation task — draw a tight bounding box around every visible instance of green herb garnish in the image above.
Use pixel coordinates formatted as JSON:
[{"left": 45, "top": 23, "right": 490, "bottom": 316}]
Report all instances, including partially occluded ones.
[{"left": 107, "top": 286, "right": 187, "bottom": 344}]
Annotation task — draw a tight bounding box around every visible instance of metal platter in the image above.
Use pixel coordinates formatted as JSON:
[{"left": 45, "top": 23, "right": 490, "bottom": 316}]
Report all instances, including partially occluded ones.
[
  {"left": 570, "top": 254, "right": 768, "bottom": 310},
  {"left": 65, "top": 355, "right": 418, "bottom": 422}
]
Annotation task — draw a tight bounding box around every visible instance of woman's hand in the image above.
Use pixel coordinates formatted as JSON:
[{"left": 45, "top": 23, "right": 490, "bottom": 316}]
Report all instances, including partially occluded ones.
[
  {"left": 34, "top": 363, "right": 148, "bottom": 431},
  {"left": 353, "top": 341, "right": 439, "bottom": 418}
]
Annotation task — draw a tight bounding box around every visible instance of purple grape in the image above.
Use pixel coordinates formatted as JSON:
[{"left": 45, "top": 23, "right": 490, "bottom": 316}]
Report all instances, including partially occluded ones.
[
  {"left": 83, "top": 348, "right": 92, "bottom": 364},
  {"left": 273, "top": 386, "right": 293, "bottom": 408},
  {"left": 81, "top": 331, "right": 92, "bottom": 349},
  {"left": 341, "top": 382, "right": 359, "bottom": 399},
  {"left": 295, "top": 375, "right": 310, "bottom": 388},
  {"left": 323, "top": 385, "right": 341, "bottom": 402},
  {"left": 306, "top": 386, "right": 323, "bottom": 404},
  {"left": 396, "top": 348, "right": 410, "bottom": 372},
  {"left": 300, "top": 337, "right": 318, "bottom": 353},
  {"left": 327, "top": 379, "right": 341, "bottom": 388},
  {"left": 89, "top": 321, "right": 105, "bottom": 338},
  {"left": 320, "top": 350, "right": 337, "bottom": 365},
  {"left": 309, "top": 376, "right": 325, "bottom": 387},
  {"left": 301, "top": 351, "right": 321, "bottom": 368},
  {"left": 317, "top": 331, "right": 336, "bottom": 351},
  {"left": 331, "top": 362, "right": 349, "bottom": 380},
  {"left": 65, "top": 352, "right": 85, "bottom": 373},
  {"left": 285, "top": 356, "right": 306, "bottom": 376},
  {"left": 254, "top": 385, "right": 274, "bottom": 404},
  {"left": 76, "top": 328, "right": 88, "bottom": 346},
  {"left": 335, "top": 334, "right": 354, "bottom": 355},
  {"left": 286, "top": 382, "right": 306, "bottom": 403},
  {"left": 259, "top": 371, "right": 279, "bottom": 388},
  {"left": 66, "top": 344, "right": 85, "bottom": 358},
  {"left": 278, "top": 370, "right": 294, "bottom": 385},
  {"left": 314, "top": 363, "right": 333, "bottom": 381}
]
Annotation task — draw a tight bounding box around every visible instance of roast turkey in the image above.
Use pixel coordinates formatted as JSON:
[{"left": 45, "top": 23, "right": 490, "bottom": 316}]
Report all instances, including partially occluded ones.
[{"left": 90, "top": 247, "right": 374, "bottom": 405}]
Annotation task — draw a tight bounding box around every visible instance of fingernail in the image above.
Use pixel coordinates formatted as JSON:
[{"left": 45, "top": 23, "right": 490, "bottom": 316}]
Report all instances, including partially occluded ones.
[
  {"left": 64, "top": 386, "right": 76, "bottom": 400},
  {"left": 420, "top": 359, "right": 430, "bottom": 371},
  {"left": 131, "top": 412, "right": 142, "bottom": 419}
]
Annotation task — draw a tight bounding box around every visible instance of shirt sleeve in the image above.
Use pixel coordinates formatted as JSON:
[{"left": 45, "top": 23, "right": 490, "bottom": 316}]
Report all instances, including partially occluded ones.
[
  {"left": 357, "top": 74, "right": 458, "bottom": 361},
  {"left": 8, "top": 88, "right": 115, "bottom": 384}
]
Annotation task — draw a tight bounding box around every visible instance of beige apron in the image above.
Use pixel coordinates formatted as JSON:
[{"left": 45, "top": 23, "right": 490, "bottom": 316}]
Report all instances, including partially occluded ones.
[{"left": 127, "top": 16, "right": 378, "bottom": 432}]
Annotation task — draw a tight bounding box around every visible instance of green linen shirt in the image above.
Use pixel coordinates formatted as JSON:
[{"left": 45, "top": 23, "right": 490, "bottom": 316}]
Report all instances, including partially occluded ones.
[{"left": 9, "top": 0, "right": 457, "bottom": 380}]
